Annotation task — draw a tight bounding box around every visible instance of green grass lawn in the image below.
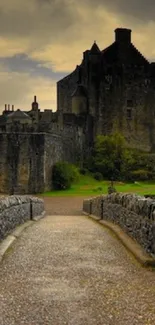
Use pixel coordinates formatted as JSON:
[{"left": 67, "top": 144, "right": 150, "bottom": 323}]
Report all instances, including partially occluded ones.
[{"left": 41, "top": 174, "right": 155, "bottom": 197}]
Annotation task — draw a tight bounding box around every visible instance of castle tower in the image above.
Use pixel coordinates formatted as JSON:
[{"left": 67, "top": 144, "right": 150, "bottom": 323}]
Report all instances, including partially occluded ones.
[
  {"left": 71, "top": 83, "right": 88, "bottom": 115},
  {"left": 32, "top": 95, "right": 39, "bottom": 111},
  {"left": 87, "top": 41, "right": 102, "bottom": 117}
]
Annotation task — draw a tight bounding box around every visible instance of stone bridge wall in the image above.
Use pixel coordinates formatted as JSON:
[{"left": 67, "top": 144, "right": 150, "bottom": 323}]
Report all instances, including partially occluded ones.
[
  {"left": 0, "top": 196, "right": 45, "bottom": 241},
  {"left": 83, "top": 193, "right": 155, "bottom": 256}
]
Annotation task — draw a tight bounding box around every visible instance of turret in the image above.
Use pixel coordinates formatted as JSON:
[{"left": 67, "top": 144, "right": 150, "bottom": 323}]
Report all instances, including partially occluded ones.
[
  {"left": 71, "top": 83, "right": 88, "bottom": 115},
  {"left": 90, "top": 41, "right": 101, "bottom": 54},
  {"left": 83, "top": 41, "right": 101, "bottom": 62},
  {"left": 32, "top": 95, "right": 39, "bottom": 111}
]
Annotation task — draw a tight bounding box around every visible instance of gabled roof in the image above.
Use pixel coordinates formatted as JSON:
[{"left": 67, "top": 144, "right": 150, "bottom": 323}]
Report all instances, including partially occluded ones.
[
  {"left": 90, "top": 41, "right": 101, "bottom": 54},
  {"left": 102, "top": 42, "right": 119, "bottom": 64},
  {"left": 101, "top": 41, "right": 149, "bottom": 65}
]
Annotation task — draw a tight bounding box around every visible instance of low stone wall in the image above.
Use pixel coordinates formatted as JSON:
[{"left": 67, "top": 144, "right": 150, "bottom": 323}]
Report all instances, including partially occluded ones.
[
  {"left": 0, "top": 196, "right": 45, "bottom": 241},
  {"left": 30, "top": 197, "right": 45, "bottom": 219},
  {"left": 83, "top": 193, "right": 155, "bottom": 256}
]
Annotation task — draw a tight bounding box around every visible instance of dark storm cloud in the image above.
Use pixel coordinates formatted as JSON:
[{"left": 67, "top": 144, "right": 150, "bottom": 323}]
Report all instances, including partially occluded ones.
[
  {"left": 0, "top": 0, "right": 77, "bottom": 39},
  {"left": 0, "top": 0, "right": 154, "bottom": 42},
  {"left": 0, "top": 54, "right": 66, "bottom": 79},
  {"left": 0, "top": 0, "right": 153, "bottom": 49},
  {"left": 84, "top": 0, "right": 155, "bottom": 21}
]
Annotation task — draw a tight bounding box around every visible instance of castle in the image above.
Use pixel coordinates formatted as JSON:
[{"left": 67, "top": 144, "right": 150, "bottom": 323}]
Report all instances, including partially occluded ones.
[{"left": 0, "top": 27, "right": 155, "bottom": 194}]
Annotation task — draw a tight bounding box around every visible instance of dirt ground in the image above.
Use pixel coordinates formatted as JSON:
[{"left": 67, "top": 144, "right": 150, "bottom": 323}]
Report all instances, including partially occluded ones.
[{"left": 43, "top": 196, "right": 88, "bottom": 216}]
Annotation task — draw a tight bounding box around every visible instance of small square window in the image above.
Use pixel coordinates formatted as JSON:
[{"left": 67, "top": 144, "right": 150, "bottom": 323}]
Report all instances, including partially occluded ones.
[
  {"left": 127, "top": 108, "right": 132, "bottom": 119},
  {"left": 127, "top": 99, "right": 133, "bottom": 107}
]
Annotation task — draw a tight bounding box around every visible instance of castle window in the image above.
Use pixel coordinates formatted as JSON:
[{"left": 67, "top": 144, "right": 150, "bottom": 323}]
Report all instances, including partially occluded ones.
[
  {"left": 127, "top": 99, "right": 133, "bottom": 107},
  {"left": 127, "top": 108, "right": 132, "bottom": 119}
]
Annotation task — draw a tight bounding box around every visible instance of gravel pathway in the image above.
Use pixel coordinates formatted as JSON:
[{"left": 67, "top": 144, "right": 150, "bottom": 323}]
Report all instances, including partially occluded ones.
[{"left": 0, "top": 197, "right": 155, "bottom": 324}]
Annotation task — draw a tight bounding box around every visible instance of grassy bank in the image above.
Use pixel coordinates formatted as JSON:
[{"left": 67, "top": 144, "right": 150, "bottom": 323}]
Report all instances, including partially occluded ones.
[{"left": 41, "top": 175, "right": 155, "bottom": 197}]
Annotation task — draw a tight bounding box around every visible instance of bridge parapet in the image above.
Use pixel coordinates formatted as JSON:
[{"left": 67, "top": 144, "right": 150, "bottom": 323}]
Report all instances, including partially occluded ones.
[
  {"left": 83, "top": 193, "right": 155, "bottom": 256},
  {"left": 0, "top": 195, "right": 45, "bottom": 241}
]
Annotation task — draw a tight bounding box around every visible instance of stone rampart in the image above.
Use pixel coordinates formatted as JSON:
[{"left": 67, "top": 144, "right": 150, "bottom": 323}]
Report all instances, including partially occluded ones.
[
  {"left": 83, "top": 193, "right": 155, "bottom": 256},
  {"left": 0, "top": 196, "right": 45, "bottom": 241}
]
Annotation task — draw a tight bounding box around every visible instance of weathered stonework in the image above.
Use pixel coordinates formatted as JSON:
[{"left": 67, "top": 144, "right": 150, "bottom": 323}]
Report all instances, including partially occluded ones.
[
  {"left": 1, "top": 27, "right": 155, "bottom": 194},
  {"left": 0, "top": 196, "right": 45, "bottom": 241},
  {"left": 83, "top": 193, "right": 155, "bottom": 256},
  {"left": 58, "top": 28, "right": 155, "bottom": 152},
  {"left": 0, "top": 134, "right": 44, "bottom": 194}
]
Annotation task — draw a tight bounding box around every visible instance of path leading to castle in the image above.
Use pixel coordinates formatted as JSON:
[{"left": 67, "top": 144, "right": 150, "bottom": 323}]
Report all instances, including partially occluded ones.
[{"left": 0, "top": 197, "right": 155, "bottom": 325}]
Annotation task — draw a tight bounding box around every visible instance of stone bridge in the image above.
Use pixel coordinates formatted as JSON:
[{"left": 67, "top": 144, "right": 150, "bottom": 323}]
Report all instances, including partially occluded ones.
[{"left": 0, "top": 195, "right": 155, "bottom": 324}]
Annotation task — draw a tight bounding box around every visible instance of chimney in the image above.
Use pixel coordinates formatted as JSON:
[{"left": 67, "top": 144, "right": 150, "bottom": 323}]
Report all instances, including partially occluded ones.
[
  {"left": 12, "top": 105, "right": 14, "bottom": 111},
  {"left": 115, "top": 28, "right": 131, "bottom": 44},
  {"left": 34, "top": 95, "right": 37, "bottom": 102},
  {"left": 5, "top": 104, "right": 7, "bottom": 111},
  {"left": 8, "top": 104, "right": 10, "bottom": 111}
]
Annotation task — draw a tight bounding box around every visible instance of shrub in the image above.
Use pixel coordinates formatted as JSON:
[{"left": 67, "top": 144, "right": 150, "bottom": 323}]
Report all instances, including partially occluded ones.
[
  {"left": 97, "top": 186, "right": 103, "bottom": 191},
  {"left": 93, "top": 172, "right": 103, "bottom": 181},
  {"left": 93, "top": 186, "right": 103, "bottom": 192},
  {"left": 52, "top": 162, "right": 79, "bottom": 190},
  {"left": 70, "top": 164, "right": 80, "bottom": 183},
  {"left": 79, "top": 167, "right": 88, "bottom": 175},
  {"left": 107, "top": 185, "right": 117, "bottom": 194}
]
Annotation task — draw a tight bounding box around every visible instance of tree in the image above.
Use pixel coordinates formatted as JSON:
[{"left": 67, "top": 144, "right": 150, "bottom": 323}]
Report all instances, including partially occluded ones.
[
  {"left": 92, "top": 133, "right": 126, "bottom": 179},
  {"left": 121, "top": 149, "right": 151, "bottom": 181}
]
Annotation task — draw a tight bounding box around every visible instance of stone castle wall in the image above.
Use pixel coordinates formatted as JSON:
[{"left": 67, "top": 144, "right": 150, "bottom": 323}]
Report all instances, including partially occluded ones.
[
  {"left": 43, "top": 134, "right": 64, "bottom": 192},
  {"left": 98, "top": 66, "right": 155, "bottom": 152},
  {"left": 83, "top": 193, "right": 155, "bottom": 256},
  {"left": 57, "top": 31, "right": 155, "bottom": 152},
  {"left": 57, "top": 68, "right": 79, "bottom": 112},
  {"left": 0, "top": 126, "right": 84, "bottom": 194},
  {"left": 0, "top": 133, "right": 45, "bottom": 194},
  {"left": 0, "top": 133, "right": 60, "bottom": 194},
  {"left": 58, "top": 63, "right": 155, "bottom": 152}
]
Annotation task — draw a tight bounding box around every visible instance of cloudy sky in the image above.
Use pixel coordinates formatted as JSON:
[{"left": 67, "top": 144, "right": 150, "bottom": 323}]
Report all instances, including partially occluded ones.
[{"left": 0, "top": 0, "right": 155, "bottom": 113}]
